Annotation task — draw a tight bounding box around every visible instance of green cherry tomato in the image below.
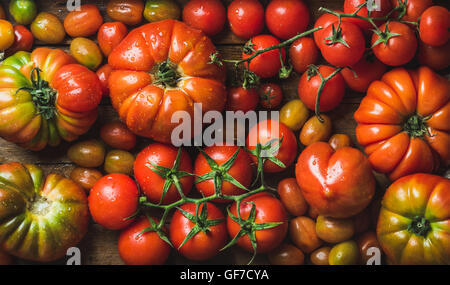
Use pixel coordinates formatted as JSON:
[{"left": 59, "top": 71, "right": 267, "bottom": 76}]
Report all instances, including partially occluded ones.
[
  {"left": 9, "top": 0, "right": 37, "bottom": 25},
  {"left": 70, "top": 37, "right": 103, "bottom": 71},
  {"left": 144, "top": 0, "right": 181, "bottom": 22},
  {"left": 104, "top": 150, "right": 135, "bottom": 175},
  {"left": 329, "top": 241, "right": 360, "bottom": 265},
  {"left": 67, "top": 139, "right": 106, "bottom": 168}
]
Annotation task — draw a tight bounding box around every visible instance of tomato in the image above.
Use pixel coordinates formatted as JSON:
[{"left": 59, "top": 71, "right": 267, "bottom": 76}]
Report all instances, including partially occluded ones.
[
  {"left": 89, "top": 174, "right": 139, "bottom": 230},
  {"left": 0, "top": 250, "right": 13, "bottom": 265},
  {"left": 144, "top": 0, "right": 181, "bottom": 22},
  {"left": 279, "top": 99, "right": 309, "bottom": 131},
  {"left": 277, "top": 178, "right": 308, "bottom": 217},
  {"left": 377, "top": 174, "right": 450, "bottom": 265},
  {"left": 289, "top": 216, "right": 323, "bottom": 253},
  {"left": 243, "top": 35, "right": 286, "bottom": 79},
  {"left": 64, "top": 4, "right": 103, "bottom": 38},
  {"left": 418, "top": 40, "right": 450, "bottom": 71},
  {"left": 70, "top": 167, "right": 103, "bottom": 191},
  {"left": 100, "top": 121, "right": 137, "bottom": 150},
  {"left": 5, "top": 25, "right": 34, "bottom": 56},
  {"left": 356, "top": 231, "right": 381, "bottom": 265},
  {"left": 0, "top": 162, "right": 89, "bottom": 262},
  {"left": 246, "top": 120, "right": 297, "bottom": 173},
  {"left": 97, "top": 22, "right": 128, "bottom": 57},
  {"left": 0, "top": 20, "right": 14, "bottom": 51},
  {"left": 227, "top": 0, "right": 264, "bottom": 40},
  {"left": 354, "top": 67, "right": 450, "bottom": 180},
  {"left": 268, "top": 243, "right": 305, "bottom": 265},
  {"left": 265, "top": 0, "right": 310, "bottom": 40},
  {"left": 391, "top": 0, "right": 432, "bottom": 22},
  {"left": 298, "top": 65, "right": 346, "bottom": 112},
  {"left": 96, "top": 64, "right": 114, "bottom": 97},
  {"left": 419, "top": 6, "right": 450, "bottom": 47},
  {"left": 341, "top": 53, "right": 387, "bottom": 93},
  {"left": 258, "top": 83, "right": 283, "bottom": 109},
  {"left": 227, "top": 193, "right": 288, "bottom": 253},
  {"left": 316, "top": 215, "right": 355, "bottom": 244},
  {"left": 194, "top": 145, "right": 252, "bottom": 202},
  {"left": 9, "top": 0, "right": 37, "bottom": 25},
  {"left": 30, "top": 12, "right": 66, "bottom": 44},
  {"left": 67, "top": 140, "right": 106, "bottom": 168},
  {"left": 289, "top": 37, "right": 319, "bottom": 74},
  {"left": 70, "top": 37, "right": 103, "bottom": 71},
  {"left": 329, "top": 241, "right": 360, "bottom": 265},
  {"left": 108, "top": 20, "right": 227, "bottom": 143},
  {"left": 106, "top": 0, "right": 144, "bottom": 26},
  {"left": 170, "top": 202, "right": 227, "bottom": 261},
  {"left": 296, "top": 142, "right": 376, "bottom": 218},
  {"left": 353, "top": 207, "right": 371, "bottom": 234},
  {"left": 310, "top": 246, "right": 331, "bottom": 265},
  {"left": 134, "top": 143, "right": 193, "bottom": 205},
  {"left": 344, "top": 0, "right": 392, "bottom": 31},
  {"left": 104, "top": 150, "right": 135, "bottom": 175},
  {"left": 226, "top": 87, "right": 259, "bottom": 112},
  {"left": 319, "top": 22, "right": 365, "bottom": 67},
  {"left": 118, "top": 216, "right": 171, "bottom": 265},
  {"left": 0, "top": 48, "right": 102, "bottom": 150},
  {"left": 328, "top": 133, "right": 352, "bottom": 151},
  {"left": 313, "top": 11, "right": 343, "bottom": 46},
  {"left": 371, "top": 22, "right": 417, "bottom": 66},
  {"left": 299, "top": 115, "right": 332, "bottom": 146},
  {"left": 182, "top": 0, "right": 226, "bottom": 36}
]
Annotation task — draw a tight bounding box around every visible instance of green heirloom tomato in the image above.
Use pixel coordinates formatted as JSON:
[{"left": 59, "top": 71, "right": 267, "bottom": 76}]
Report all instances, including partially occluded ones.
[
  {"left": 9, "top": 0, "right": 37, "bottom": 25},
  {"left": 144, "top": 0, "right": 181, "bottom": 22},
  {"left": 329, "top": 240, "right": 360, "bottom": 265}
]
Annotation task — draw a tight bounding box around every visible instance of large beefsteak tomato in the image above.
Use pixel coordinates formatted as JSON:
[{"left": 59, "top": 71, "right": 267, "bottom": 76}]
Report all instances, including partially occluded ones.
[
  {"left": 354, "top": 67, "right": 449, "bottom": 181},
  {"left": 0, "top": 48, "right": 102, "bottom": 150},
  {"left": 108, "top": 19, "right": 227, "bottom": 143},
  {"left": 0, "top": 162, "right": 89, "bottom": 262},
  {"left": 377, "top": 173, "right": 449, "bottom": 265}
]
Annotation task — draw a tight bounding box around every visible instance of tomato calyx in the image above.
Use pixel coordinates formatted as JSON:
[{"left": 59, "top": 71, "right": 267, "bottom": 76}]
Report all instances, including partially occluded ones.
[
  {"left": 259, "top": 87, "right": 276, "bottom": 108},
  {"left": 403, "top": 113, "right": 434, "bottom": 138},
  {"left": 153, "top": 60, "right": 181, "bottom": 88},
  {"left": 138, "top": 213, "right": 173, "bottom": 247},
  {"left": 371, "top": 22, "right": 401, "bottom": 48},
  {"left": 324, "top": 23, "right": 350, "bottom": 48},
  {"left": 408, "top": 216, "right": 431, "bottom": 237}
]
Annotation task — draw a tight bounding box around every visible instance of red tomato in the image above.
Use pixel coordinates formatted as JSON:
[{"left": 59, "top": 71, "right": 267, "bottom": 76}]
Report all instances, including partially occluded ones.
[
  {"left": 313, "top": 11, "right": 344, "bottom": 46},
  {"left": 96, "top": 64, "right": 113, "bottom": 97},
  {"left": 391, "top": 0, "right": 432, "bottom": 22},
  {"left": 371, "top": 21, "right": 417, "bottom": 66},
  {"left": 265, "top": 0, "right": 310, "bottom": 40},
  {"left": 182, "top": 0, "right": 226, "bottom": 36},
  {"left": 226, "top": 87, "right": 259, "bottom": 112},
  {"left": 243, "top": 35, "right": 286, "bottom": 78},
  {"left": 64, "top": 4, "right": 103, "bottom": 37},
  {"left": 341, "top": 53, "right": 387, "bottom": 93},
  {"left": 319, "top": 22, "right": 365, "bottom": 67},
  {"left": 194, "top": 145, "right": 253, "bottom": 202},
  {"left": 227, "top": 0, "right": 264, "bottom": 40},
  {"left": 118, "top": 216, "right": 171, "bottom": 265},
  {"left": 258, "top": 83, "right": 283, "bottom": 109},
  {"left": 227, "top": 193, "right": 288, "bottom": 253},
  {"left": 289, "top": 37, "right": 319, "bottom": 74},
  {"left": 418, "top": 40, "right": 450, "bottom": 71},
  {"left": 419, "top": 6, "right": 450, "bottom": 47},
  {"left": 88, "top": 174, "right": 139, "bottom": 230},
  {"left": 344, "top": 0, "right": 392, "bottom": 31},
  {"left": 134, "top": 143, "right": 193, "bottom": 205},
  {"left": 5, "top": 25, "right": 33, "bottom": 56},
  {"left": 170, "top": 202, "right": 227, "bottom": 261},
  {"left": 298, "top": 65, "right": 346, "bottom": 112},
  {"left": 100, "top": 121, "right": 137, "bottom": 150},
  {"left": 246, "top": 120, "right": 297, "bottom": 173},
  {"left": 97, "top": 22, "right": 128, "bottom": 57}
]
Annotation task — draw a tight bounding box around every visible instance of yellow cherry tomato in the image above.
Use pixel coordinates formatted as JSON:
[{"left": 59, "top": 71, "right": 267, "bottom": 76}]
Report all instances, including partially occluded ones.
[
  {"left": 299, "top": 115, "right": 332, "bottom": 146},
  {"left": 0, "top": 20, "right": 14, "bottom": 51},
  {"left": 328, "top": 133, "right": 352, "bottom": 150},
  {"left": 70, "top": 37, "right": 103, "bottom": 71},
  {"left": 279, "top": 99, "right": 309, "bottom": 131}
]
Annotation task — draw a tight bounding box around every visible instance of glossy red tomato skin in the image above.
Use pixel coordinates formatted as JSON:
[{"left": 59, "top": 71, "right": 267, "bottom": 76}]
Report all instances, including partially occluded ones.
[
  {"left": 391, "top": 0, "right": 432, "bottom": 22},
  {"left": 227, "top": 0, "right": 264, "bottom": 40},
  {"left": 64, "top": 4, "right": 103, "bottom": 37},
  {"left": 419, "top": 6, "right": 450, "bottom": 47},
  {"left": 170, "top": 202, "right": 228, "bottom": 261},
  {"left": 265, "top": 0, "right": 310, "bottom": 40},
  {"left": 5, "top": 25, "right": 33, "bottom": 56},
  {"left": 97, "top": 22, "right": 128, "bottom": 57},
  {"left": 226, "top": 87, "right": 259, "bottom": 112},
  {"left": 258, "top": 83, "right": 283, "bottom": 109},
  {"left": 182, "top": 0, "right": 226, "bottom": 36},
  {"left": 246, "top": 120, "right": 297, "bottom": 173},
  {"left": 227, "top": 193, "right": 288, "bottom": 253},
  {"left": 194, "top": 145, "right": 253, "bottom": 202},
  {"left": 341, "top": 55, "right": 387, "bottom": 93},
  {"left": 313, "top": 11, "right": 347, "bottom": 46},
  {"left": 96, "top": 64, "right": 113, "bottom": 97},
  {"left": 243, "top": 35, "right": 286, "bottom": 79},
  {"left": 298, "top": 65, "right": 346, "bottom": 112},
  {"left": 134, "top": 143, "right": 193, "bottom": 205},
  {"left": 289, "top": 37, "right": 319, "bottom": 74},
  {"left": 418, "top": 40, "right": 450, "bottom": 71},
  {"left": 89, "top": 174, "right": 139, "bottom": 230},
  {"left": 344, "top": 0, "right": 392, "bottom": 31},
  {"left": 118, "top": 216, "right": 171, "bottom": 265}
]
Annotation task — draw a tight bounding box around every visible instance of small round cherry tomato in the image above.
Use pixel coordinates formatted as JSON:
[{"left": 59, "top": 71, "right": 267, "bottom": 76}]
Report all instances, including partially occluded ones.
[
  {"left": 265, "top": 0, "right": 310, "bottom": 40},
  {"left": 313, "top": 11, "right": 342, "bottom": 46},
  {"left": 0, "top": 250, "right": 13, "bottom": 265},
  {"left": 277, "top": 178, "right": 308, "bottom": 217},
  {"left": 279, "top": 99, "right": 309, "bottom": 132},
  {"left": 64, "top": 4, "right": 103, "bottom": 37},
  {"left": 258, "top": 83, "right": 283, "bottom": 109},
  {"left": 30, "top": 12, "right": 65, "bottom": 44},
  {"left": 344, "top": 0, "right": 392, "bottom": 31},
  {"left": 289, "top": 216, "right": 323, "bottom": 254},
  {"left": 0, "top": 20, "right": 15, "bottom": 51},
  {"left": 341, "top": 53, "right": 387, "bottom": 93},
  {"left": 419, "top": 6, "right": 450, "bottom": 47},
  {"left": 118, "top": 216, "right": 171, "bottom": 265},
  {"left": 70, "top": 167, "right": 103, "bottom": 191},
  {"left": 144, "top": 0, "right": 181, "bottom": 22},
  {"left": 70, "top": 37, "right": 103, "bottom": 71},
  {"left": 9, "top": 0, "right": 37, "bottom": 25},
  {"left": 67, "top": 139, "right": 106, "bottom": 168},
  {"left": 227, "top": 0, "right": 264, "bottom": 40},
  {"left": 299, "top": 115, "right": 332, "bottom": 146},
  {"left": 226, "top": 87, "right": 259, "bottom": 112},
  {"left": 97, "top": 22, "right": 128, "bottom": 57},
  {"left": 243, "top": 35, "right": 286, "bottom": 79},
  {"left": 315, "top": 215, "right": 355, "bottom": 244},
  {"left": 5, "top": 25, "right": 33, "bottom": 56},
  {"left": 310, "top": 246, "right": 331, "bottom": 265},
  {"left": 391, "top": 0, "right": 432, "bottom": 22},
  {"left": 104, "top": 150, "right": 135, "bottom": 175},
  {"left": 328, "top": 133, "right": 352, "bottom": 151},
  {"left": 356, "top": 231, "right": 381, "bottom": 265},
  {"left": 329, "top": 240, "right": 360, "bottom": 265},
  {"left": 100, "top": 121, "right": 137, "bottom": 150},
  {"left": 289, "top": 37, "right": 319, "bottom": 74},
  {"left": 96, "top": 64, "right": 114, "bottom": 97},
  {"left": 182, "top": 0, "right": 226, "bottom": 36},
  {"left": 418, "top": 40, "right": 450, "bottom": 71},
  {"left": 268, "top": 243, "right": 305, "bottom": 265},
  {"left": 89, "top": 173, "right": 139, "bottom": 230},
  {"left": 107, "top": 0, "right": 144, "bottom": 26}
]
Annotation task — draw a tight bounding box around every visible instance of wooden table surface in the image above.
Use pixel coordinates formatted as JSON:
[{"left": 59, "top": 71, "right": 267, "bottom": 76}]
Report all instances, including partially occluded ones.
[{"left": 0, "top": 0, "right": 448, "bottom": 265}]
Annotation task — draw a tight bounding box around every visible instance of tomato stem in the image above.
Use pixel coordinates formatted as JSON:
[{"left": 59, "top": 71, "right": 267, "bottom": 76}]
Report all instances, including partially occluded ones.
[
  {"left": 403, "top": 113, "right": 434, "bottom": 138},
  {"left": 153, "top": 60, "right": 181, "bottom": 87},
  {"left": 408, "top": 216, "right": 431, "bottom": 237}
]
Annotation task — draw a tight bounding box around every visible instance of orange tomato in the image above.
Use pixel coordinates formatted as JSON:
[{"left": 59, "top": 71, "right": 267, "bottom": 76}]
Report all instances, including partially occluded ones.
[{"left": 64, "top": 4, "right": 103, "bottom": 37}]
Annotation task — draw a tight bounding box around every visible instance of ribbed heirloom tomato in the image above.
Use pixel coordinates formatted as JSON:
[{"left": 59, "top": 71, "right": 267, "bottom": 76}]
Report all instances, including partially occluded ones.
[
  {"left": 108, "top": 19, "right": 227, "bottom": 143},
  {"left": 354, "top": 67, "right": 450, "bottom": 181}
]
